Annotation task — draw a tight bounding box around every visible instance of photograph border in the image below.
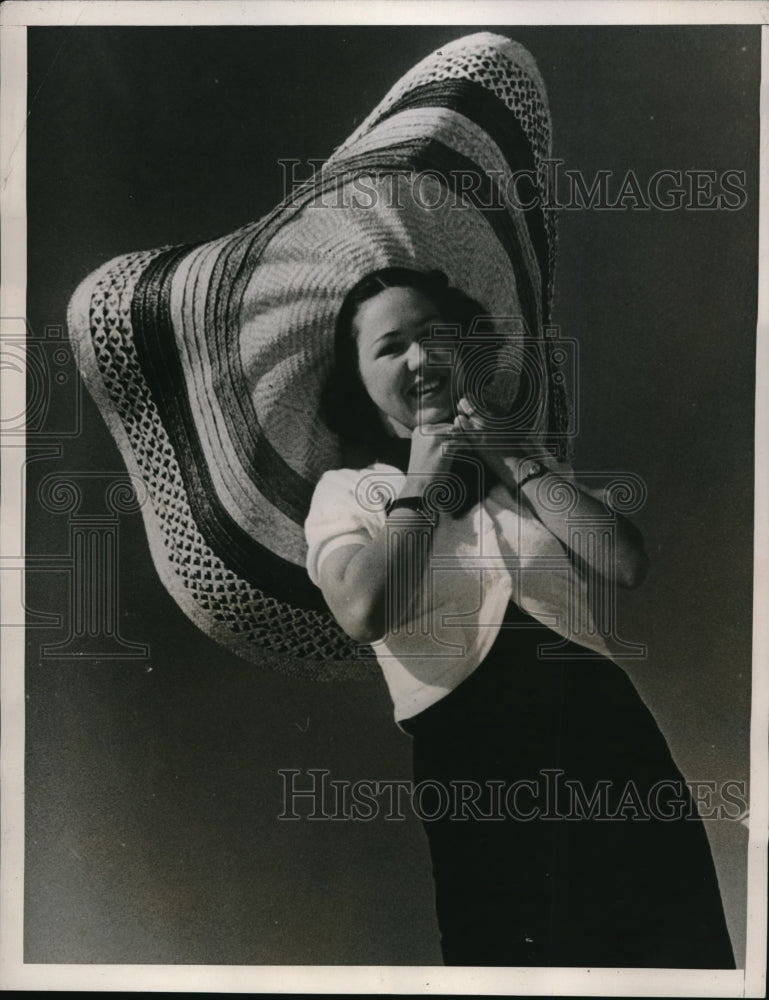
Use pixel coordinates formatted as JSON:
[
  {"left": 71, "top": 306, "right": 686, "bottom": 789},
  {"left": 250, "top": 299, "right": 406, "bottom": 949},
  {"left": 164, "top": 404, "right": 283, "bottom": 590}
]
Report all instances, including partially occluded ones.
[{"left": 1, "top": 1, "right": 767, "bottom": 995}]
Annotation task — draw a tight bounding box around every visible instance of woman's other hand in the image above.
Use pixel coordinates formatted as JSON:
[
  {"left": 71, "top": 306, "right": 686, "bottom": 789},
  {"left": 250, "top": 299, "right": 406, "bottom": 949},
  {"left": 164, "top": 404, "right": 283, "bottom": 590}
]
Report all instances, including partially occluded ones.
[{"left": 454, "top": 396, "right": 540, "bottom": 480}]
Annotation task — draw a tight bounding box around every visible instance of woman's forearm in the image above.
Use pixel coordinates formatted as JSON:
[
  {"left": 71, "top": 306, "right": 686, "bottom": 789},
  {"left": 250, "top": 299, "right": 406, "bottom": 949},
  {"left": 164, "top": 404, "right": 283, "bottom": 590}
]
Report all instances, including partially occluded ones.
[
  {"left": 333, "top": 504, "right": 437, "bottom": 642},
  {"left": 323, "top": 429, "right": 458, "bottom": 643},
  {"left": 497, "top": 457, "right": 649, "bottom": 589},
  {"left": 456, "top": 398, "right": 648, "bottom": 589}
]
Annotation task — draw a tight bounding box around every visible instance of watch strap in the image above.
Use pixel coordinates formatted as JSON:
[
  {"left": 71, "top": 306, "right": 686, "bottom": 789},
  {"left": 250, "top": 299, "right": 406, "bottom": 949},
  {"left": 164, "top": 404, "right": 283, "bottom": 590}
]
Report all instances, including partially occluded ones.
[{"left": 384, "top": 495, "right": 437, "bottom": 523}]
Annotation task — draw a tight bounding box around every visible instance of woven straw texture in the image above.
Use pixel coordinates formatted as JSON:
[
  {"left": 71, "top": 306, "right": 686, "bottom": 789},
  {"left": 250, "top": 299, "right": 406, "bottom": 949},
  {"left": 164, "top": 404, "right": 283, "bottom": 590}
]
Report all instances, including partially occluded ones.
[{"left": 68, "top": 33, "right": 563, "bottom": 679}]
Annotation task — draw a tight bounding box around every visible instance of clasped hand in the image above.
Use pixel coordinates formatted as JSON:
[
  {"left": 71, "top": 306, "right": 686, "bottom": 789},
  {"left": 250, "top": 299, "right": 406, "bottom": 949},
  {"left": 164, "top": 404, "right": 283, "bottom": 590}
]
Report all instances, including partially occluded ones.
[
  {"left": 454, "top": 396, "right": 546, "bottom": 483},
  {"left": 406, "top": 397, "right": 547, "bottom": 486}
]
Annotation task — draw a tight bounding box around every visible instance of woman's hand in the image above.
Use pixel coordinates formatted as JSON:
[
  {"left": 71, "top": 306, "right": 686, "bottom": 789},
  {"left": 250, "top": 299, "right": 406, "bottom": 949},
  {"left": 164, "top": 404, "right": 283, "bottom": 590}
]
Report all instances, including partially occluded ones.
[
  {"left": 454, "top": 396, "right": 542, "bottom": 480},
  {"left": 403, "top": 418, "right": 462, "bottom": 495}
]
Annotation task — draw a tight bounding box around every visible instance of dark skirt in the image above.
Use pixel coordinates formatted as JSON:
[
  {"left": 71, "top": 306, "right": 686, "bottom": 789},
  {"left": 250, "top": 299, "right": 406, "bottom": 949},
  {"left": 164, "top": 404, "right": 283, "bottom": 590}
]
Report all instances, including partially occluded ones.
[{"left": 401, "top": 604, "right": 736, "bottom": 969}]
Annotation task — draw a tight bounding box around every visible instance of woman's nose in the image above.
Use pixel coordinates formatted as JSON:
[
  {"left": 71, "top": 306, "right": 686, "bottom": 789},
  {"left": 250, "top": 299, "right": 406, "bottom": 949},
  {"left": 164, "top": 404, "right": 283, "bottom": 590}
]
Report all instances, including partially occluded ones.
[{"left": 405, "top": 341, "right": 425, "bottom": 371}]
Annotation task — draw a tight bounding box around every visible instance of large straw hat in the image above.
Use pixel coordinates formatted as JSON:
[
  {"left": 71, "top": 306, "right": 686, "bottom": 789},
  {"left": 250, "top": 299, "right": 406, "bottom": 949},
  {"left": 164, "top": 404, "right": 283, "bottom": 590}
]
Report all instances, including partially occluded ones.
[{"left": 68, "top": 33, "right": 565, "bottom": 680}]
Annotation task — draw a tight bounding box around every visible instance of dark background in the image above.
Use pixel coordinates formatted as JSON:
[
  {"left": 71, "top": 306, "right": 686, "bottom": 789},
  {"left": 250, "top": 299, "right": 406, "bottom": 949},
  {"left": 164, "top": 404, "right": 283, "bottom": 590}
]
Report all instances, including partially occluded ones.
[{"left": 25, "top": 25, "right": 758, "bottom": 965}]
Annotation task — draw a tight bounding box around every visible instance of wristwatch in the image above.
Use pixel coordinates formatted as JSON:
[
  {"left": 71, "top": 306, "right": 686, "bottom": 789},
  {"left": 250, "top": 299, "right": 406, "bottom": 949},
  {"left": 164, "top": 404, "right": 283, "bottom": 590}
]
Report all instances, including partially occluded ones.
[
  {"left": 384, "top": 495, "right": 437, "bottom": 523},
  {"left": 517, "top": 460, "right": 548, "bottom": 491}
]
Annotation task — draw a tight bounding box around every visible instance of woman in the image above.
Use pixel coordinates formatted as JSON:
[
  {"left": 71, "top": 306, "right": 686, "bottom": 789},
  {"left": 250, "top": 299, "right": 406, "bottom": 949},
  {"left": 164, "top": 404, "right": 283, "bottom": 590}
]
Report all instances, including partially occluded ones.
[{"left": 307, "top": 266, "right": 735, "bottom": 969}]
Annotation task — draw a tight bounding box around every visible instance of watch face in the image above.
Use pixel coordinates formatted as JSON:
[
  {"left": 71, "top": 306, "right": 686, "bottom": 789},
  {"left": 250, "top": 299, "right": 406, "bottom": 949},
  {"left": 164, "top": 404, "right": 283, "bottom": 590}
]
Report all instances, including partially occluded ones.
[{"left": 518, "top": 461, "right": 545, "bottom": 488}]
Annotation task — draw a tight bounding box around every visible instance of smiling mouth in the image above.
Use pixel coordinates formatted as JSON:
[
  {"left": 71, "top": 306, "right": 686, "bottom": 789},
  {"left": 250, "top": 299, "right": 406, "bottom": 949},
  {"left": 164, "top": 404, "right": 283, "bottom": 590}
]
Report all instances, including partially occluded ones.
[{"left": 408, "top": 374, "right": 448, "bottom": 402}]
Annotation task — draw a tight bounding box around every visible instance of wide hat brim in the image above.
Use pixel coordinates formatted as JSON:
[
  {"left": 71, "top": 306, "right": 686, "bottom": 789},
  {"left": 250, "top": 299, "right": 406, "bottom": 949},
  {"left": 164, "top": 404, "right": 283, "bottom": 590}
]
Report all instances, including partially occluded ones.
[{"left": 68, "top": 33, "right": 565, "bottom": 679}]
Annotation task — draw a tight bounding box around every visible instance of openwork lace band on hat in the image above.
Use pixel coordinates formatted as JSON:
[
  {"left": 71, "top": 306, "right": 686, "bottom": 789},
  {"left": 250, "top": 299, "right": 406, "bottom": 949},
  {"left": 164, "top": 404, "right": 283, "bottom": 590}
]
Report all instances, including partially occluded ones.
[{"left": 68, "top": 33, "right": 568, "bottom": 679}]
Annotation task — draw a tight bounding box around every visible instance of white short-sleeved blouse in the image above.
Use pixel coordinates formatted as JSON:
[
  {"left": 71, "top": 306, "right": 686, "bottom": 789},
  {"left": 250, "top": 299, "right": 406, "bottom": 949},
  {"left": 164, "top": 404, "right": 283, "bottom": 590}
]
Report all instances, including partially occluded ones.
[{"left": 305, "top": 463, "right": 612, "bottom": 721}]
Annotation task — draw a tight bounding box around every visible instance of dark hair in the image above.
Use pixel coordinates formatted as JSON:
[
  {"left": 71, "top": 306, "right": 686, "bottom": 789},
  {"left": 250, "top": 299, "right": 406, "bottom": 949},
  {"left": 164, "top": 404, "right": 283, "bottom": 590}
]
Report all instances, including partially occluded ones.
[{"left": 321, "top": 267, "right": 487, "bottom": 469}]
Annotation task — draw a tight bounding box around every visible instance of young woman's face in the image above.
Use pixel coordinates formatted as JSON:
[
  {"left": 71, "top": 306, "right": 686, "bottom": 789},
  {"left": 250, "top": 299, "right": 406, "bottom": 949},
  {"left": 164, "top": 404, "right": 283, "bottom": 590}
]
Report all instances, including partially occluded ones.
[{"left": 353, "top": 286, "right": 454, "bottom": 435}]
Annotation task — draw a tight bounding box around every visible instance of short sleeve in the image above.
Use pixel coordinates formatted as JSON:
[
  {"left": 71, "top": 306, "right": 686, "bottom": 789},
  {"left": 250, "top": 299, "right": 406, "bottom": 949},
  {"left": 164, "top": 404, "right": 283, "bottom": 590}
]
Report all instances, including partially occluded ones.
[{"left": 305, "top": 466, "right": 394, "bottom": 586}]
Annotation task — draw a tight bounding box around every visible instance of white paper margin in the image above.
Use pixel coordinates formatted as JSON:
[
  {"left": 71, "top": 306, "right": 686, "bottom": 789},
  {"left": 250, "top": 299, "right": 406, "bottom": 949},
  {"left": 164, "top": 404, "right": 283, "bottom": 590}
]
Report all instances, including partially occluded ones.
[{"left": 1, "top": 1, "right": 767, "bottom": 995}]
